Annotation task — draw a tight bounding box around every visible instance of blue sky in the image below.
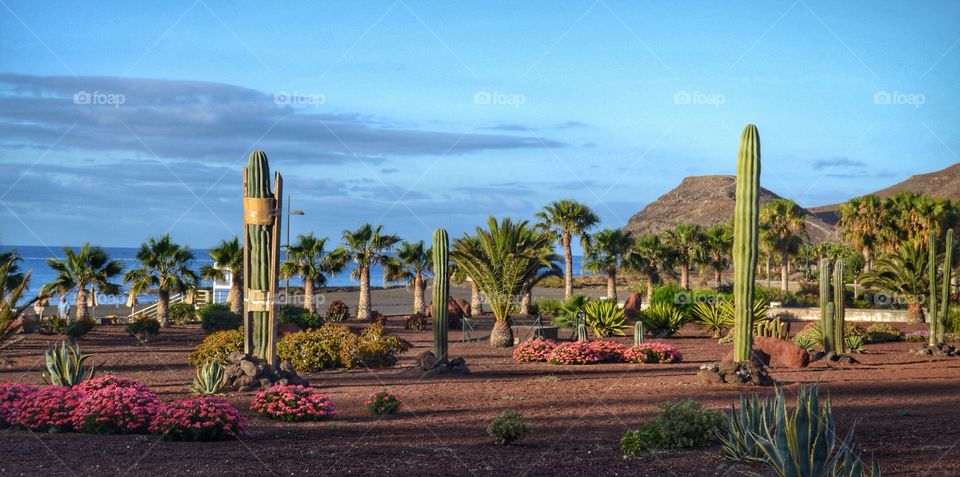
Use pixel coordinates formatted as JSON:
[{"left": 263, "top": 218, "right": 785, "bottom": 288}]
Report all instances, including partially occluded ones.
[{"left": 1, "top": 0, "right": 958, "bottom": 252}]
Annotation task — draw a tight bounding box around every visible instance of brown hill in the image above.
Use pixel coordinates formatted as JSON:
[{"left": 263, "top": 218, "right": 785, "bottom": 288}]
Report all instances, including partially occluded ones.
[
  {"left": 623, "top": 175, "right": 837, "bottom": 242},
  {"left": 809, "top": 163, "right": 960, "bottom": 225}
]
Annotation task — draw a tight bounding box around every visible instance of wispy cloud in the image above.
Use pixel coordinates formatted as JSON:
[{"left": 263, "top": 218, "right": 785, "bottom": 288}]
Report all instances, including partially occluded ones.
[{"left": 811, "top": 157, "right": 867, "bottom": 169}]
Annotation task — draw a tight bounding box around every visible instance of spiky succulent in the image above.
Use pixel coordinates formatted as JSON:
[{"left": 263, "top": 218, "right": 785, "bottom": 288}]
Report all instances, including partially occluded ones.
[{"left": 42, "top": 341, "right": 95, "bottom": 386}]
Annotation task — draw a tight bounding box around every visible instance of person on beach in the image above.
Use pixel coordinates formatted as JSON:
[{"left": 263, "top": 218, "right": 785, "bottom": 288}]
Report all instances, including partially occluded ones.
[
  {"left": 57, "top": 295, "right": 69, "bottom": 319},
  {"left": 33, "top": 300, "right": 44, "bottom": 320}
]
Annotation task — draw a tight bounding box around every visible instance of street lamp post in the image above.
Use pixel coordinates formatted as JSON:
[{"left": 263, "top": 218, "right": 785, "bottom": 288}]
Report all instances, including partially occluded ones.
[{"left": 285, "top": 194, "right": 305, "bottom": 306}]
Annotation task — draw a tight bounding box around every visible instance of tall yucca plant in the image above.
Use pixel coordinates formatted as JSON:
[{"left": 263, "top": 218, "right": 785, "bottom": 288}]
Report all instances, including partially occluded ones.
[
  {"left": 451, "top": 217, "right": 555, "bottom": 348},
  {"left": 733, "top": 124, "right": 761, "bottom": 363}
]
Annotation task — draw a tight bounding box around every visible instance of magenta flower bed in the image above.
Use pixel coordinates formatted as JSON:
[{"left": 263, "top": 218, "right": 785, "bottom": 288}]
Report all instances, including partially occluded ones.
[
  {"left": 251, "top": 384, "right": 336, "bottom": 422},
  {"left": 151, "top": 396, "right": 246, "bottom": 441},
  {"left": 75, "top": 375, "right": 149, "bottom": 394},
  {"left": 0, "top": 382, "right": 36, "bottom": 428},
  {"left": 547, "top": 341, "right": 603, "bottom": 365},
  {"left": 16, "top": 386, "right": 82, "bottom": 432},
  {"left": 588, "top": 340, "right": 628, "bottom": 363},
  {"left": 73, "top": 382, "right": 161, "bottom": 434},
  {"left": 513, "top": 338, "right": 558, "bottom": 362},
  {"left": 623, "top": 343, "right": 683, "bottom": 364}
]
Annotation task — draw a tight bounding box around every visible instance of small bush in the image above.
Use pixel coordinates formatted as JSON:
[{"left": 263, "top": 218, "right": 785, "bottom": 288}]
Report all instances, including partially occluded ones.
[
  {"left": 151, "top": 396, "right": 245, "bottom": 441},
  {"left": 550, "top": 295, "right": 590, "bottom": 329},
  {"left": 623, "top": 343, "right": 682, "bottom": 364},
  {"left": 16, "top": 386, "right": 82, "bottom": 432},
  {"left": 72, "top": 383, "right": 160, "bottom": 434},
  {"left": 65, "top": 318, "right": 95, "bottom": 339},
  {"left": 338, "top": 323, "right": 410, "bottom": 369},
  {"left": 200, "top": 305, "right": 242, "bottom": 333},
  {"left": 487, "top": 410, "right": 529, "bottom": 445},
  {"left": 513, "top": 338, "right": 558, "bottom": 363},
  {"left": 534, "top": 298, "right": 564, "bottom": 317},
  {"left": 620, "top": 399, "right": 724, "bottom": 455},
  {"left": 365, "top": 390, "right": 402, "bottom": 416},
  {"left": 127, "top": 316, "right": 161, "bottom": 341},
  {"left": 588, "top": 340, "right": 627, "bottom": 363},
  {"left": 583, "top": 300, "right": 626, "bottom": 338},
  {"left": 547, "top": 341, "right": 602, "bottom": 365},
  {"left": 250, "top": 384, "right": 336, "bottom": 422},
  {"left": 325, "top": 300, "right": 350, "bottom": 322},
  {"left": 0, "top": 383, "right": 36, "bottom": 428},
  {"left": 280, "top": 305, "right": 324, "bottom": 330},
  {"left": 75, "top": 374, "right": 149, "bottom": 394},
  {"left": 405, "top": 313, "right": 426, "bottom": 330},
  {"left": 168, "top": 302, "right": 196, "bottom": 325},
  {"left": 640, "top": 303, "right": 686, "bottom": 338},
  {"left": 277, "top": 323, "right": 408, "bottom": 372},
  {"left": 189, "top": 329, "right": 243, "bottom": 367},
  {"left": 866, "top": 323, "right": 904, "bottom": 343}
]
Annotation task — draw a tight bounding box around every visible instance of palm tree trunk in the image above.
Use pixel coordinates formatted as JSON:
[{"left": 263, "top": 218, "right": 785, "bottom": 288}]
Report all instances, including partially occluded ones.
[
  {"left": 765, "top": 257, "right": 771, "bottom": 288},
  {"left": 75, "top": 287, "right": 87, "bottom": 323},
  {"left": 780, "top": 255, "right": 789, "bottom": 292},
  {"left": 562, "top": 232, "right": 573, "bottom": 300},
  {"left": 606, "top": 271, "right": 617, "bottom": 302},
  {"left": 714, "top": 268, "right": 722, "bottom": 288},
  {"left": 645, "top": 272, "right": 656, "bottom": 303},
  {"left": 490, "top": 317, "right": 513, "bottom": 348},
  {"left": 157, "top": 289, "right": 170, "bottom": 327},
  {"left": 470, "top": 280, "right": 482, "bottom": 315},
  {"left": 862, "top": 248, "right": 872, "bottom": 273},
  {"left": 228, "top": 281, "right": 242, "bottom": 314},
  {"left": 304, "top": 279, "right": 315, "bottom": 313},
  {"left": 519, "top": 289, "right": 531, "bottom": 316},
  {"left": 907, "top": 303, "right": 922, "bottom": 324},
  {"left": 413, "top": 273, "right": 425, "bottom": 314},
  {"left": 680, "top": 263, "right": 689, "bottom": 289},
  {"left": 357, "top": 266, "right": 371, "bottom": 320}
]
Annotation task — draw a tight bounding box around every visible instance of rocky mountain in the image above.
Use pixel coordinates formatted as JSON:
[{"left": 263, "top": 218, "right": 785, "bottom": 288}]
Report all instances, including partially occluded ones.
[
  {"left": 810, "top": 163, "right": 960, "bottom": 225},
  {"left": 623, "top": 175, "right": 837, "bottom": 242}
]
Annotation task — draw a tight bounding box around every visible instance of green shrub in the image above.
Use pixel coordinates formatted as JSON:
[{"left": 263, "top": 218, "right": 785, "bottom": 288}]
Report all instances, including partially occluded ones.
[
  {"left": 865, "top": 323, "right": 904, "bottom": 343},
  {"left": 279, "top": 305, "right": 324, "bottom": 330},
  {"left": 536, "top": 275, "right": 563, "bottom": 288},
  {"left": 200, "top": 305, "right": 242, "bottom": 333},
  {"left": 550, "top": 294, "right": 590, "bottom": 329},
  {"left": 277, "top": 323, "right": 408, "bottom": 372},
  {"left": 651, "top": 284, "right": 686, "bottom": 307},
  {"left": 127, "top": 316, "right": 160, "bottom": 341},
  {"left": 65, "top": 318, "right": 95, "bottom": 339},
  {"left": 487, "top": 410, "right": 529, "bottom": 445},
  {"left": 189, "top": 329, "right": 243, "bottom": 366},
  {"left": 620, "top": 399, "right": 724, "bottom": 455},
  {"left": 168, "top": 302, "right": 197, "bottom": 325},
  {"left": 534, "top": 298, "right": 564, "bottom": 317},
  {"left": 755, "top": 287, "right": 817, "bottom": 307},
  {"left": 582, "top": 299, "right": 626, "bottom": 338},
  {"left": 325, "top": 300, "right": 350, "bottom": 322},
  {"left": 640, "top": 303, "right": 686, "bottom": 338},
  {"left": 946, "top": 306, "right": 960, "bottom": 334},
  {"left": 338, "top": 323, "right": 410, "bottom": 369}
]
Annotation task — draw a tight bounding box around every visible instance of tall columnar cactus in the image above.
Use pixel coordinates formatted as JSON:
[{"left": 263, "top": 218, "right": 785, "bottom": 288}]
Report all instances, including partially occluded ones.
[
  {"left": 928, "top": 234, "right": 938, "bottom": 348},
  {"left": 938, "top": 229, "right": 954, "bottom": 345},
  {"left": 432, "top": 228, "right": 449, "bottom": 362},
  {"left": 634, "top": 321, "right": 645, "bottom": 346},
  {"left": 819, "top": 259, "right": 834, "bottom": 353},
  {"left": 833, "top": 258, "right": 845, "bottom": 353},
  {"left": 243, "top": 150, "right": 282, "bottom": 366},
  {"left": 732, "top": 124, "right": 761, "bottom": 363}
]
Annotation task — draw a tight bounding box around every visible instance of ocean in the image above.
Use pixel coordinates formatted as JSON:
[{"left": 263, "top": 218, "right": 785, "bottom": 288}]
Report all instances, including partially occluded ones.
[{"left": 3, "top": 245, "right": 589, "bottom": 304}]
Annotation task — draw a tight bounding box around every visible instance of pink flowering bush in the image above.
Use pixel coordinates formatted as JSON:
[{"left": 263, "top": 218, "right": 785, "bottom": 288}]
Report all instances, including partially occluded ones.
[
  {"left": 0, "top": 383, "right": 36, "bottom": 428},
  {"left": 17, "top": 386, "right": 82, "bottom": 432},
  {"left": 365, "top": 390, "right": 402, "bottom": 416},
  {"left": 250, "top": 384, "right": 336, "bottom": 422},
  {"left": 513, "top": 338, "right": 558, "bottom": 362},
  {"left": 72, "top": 383, "right": 161, "bottom": 434},
  {"left": 623, "top": 343, "right": 683, "bottom": 364},
  {"left": 547, "top": 341, "right": 603, "bottom": 365},
  {"left": 151, "top": 396, "right": 245, "bottom": 441},
  {"left": 588, "top": 340, "right": 628, "bottom": 363},
  {"left": 74, "top": 375, "right": 148, "bottom": 394}
]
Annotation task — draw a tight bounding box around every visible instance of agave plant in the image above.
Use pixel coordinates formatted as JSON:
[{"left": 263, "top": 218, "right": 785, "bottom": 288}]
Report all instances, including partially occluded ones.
[
  {"left": 42, "top": 341, "right": 96, "bottom": 386},
  {"left": 582, "top": 299, "right": 626, "bottom": 338},
  {"left": 692, "top": 301, "right": 733, "bottom": 338},
  {"left": 721, "top": 393, "right": 774, "bottom": 462},
  {"left": 845, "top": 334, "right": 866, "bottom": 354},
  {"left": 191, "top": 361, "right": 227, "bottom": 396},
  {"left": 640, "top": 302, "right": 686, "bottom": 338}
]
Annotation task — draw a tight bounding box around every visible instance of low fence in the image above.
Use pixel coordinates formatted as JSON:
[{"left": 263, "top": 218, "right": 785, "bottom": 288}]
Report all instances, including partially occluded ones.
[{"left": 769, "top": 307, "right": 910, "bottom": 323}]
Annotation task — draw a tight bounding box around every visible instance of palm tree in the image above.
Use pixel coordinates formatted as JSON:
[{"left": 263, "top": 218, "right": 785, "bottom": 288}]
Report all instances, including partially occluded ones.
[
  {"left": 451, "top": 236, "right": 484, "bottom": 315},
  {"left": 698, "top": 224, "right": 733, "bottom": 288},
  {"left": 0, "top": 251, "right": 24, "bottom": 296},
  {"left": 760, "top": 199, "right": 807, "bottom": 291},
  {"left": 796, "top": 242, "right": 818, "bottom": 281},
  {"left": 838, "top": 195, "right": 888, "bottom": 272},
  {"left": 583, "top": 228, "right": 633, "bottom": 302},
  {"left": 625, "top": 234, "right": 674, "bottom": 303},
  {"left": 518, "top": 230, "right": 562, "bottom": 315},
  {"left": 663, "top": 224, "right": 703, "bottom": 289},
  {"left": 451, "top": 217, "right": 554, "bottom": 347},
  {"left": 279, "top": 233, "right": 348, "bottom": 314},
  {"left": 1, "top": 261, "right": 34, "bottom": 353},
  {"left": 124, "top": 234, "right": 198, "bottom": 327},
  {"left": 535, "top": 200, "right": 599, "bottom": 300},
  {"left": 385, "top": 241, "right": 432, "bottom": 315},
  {"left": 861, "top": 242, "right": 929, "bottom": 323},
  {"left": 342, "top": 224, "right": 401, "bottom": 320},
  {"left": 199, "top": 237, "right": 244, "bottom": 314},
  {"left": 42, "top": 243, "right": 123, "bottom": 322}
]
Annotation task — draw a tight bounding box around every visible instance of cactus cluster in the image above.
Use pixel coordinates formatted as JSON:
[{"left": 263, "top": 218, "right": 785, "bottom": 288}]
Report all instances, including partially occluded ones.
[
  {"left": 432, "top": 228, "right": 450, "bottom": 362},
  {"left": 755, "top": 317, "right": 788, "bottom": 340},
  {"left": 929, "top": 229, "right": 955, "bottom": 347},
  {"left": 732, "top": 124, "right": 761, "bottom": 363},
  {"left": 818, "top": 258, "right": 845, "bottom": 353},
  {"left": 243, "top": 150, "right": 282, "bottom": 366},
  {"left": 42, "top": 341, "right": 95, "bottom": 386}
]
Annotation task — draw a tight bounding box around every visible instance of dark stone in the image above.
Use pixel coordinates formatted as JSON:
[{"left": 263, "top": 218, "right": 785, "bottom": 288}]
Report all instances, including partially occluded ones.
[
  {"left": 837, "top": 355, "right": 858, "bottom": 364},
  {"left": 234, "top": 375, "right": 257, "bottom": 391},
  {"left": 279, "top": 360, "right": 297, "bottom": 375},
  {"left": 623, "top": 292, "right": 642, "bottom": 321},
  {"left": 811, "top": 351, "right": 825, "bottom": 362},
  {"left": 227, "top": 351, "right": 246, "bottom": 363},
  {"left": 450, "top": 357, "right": 466, "bottom": 367},
  {"left": 258, "top": 377, "right": 273, "bottom": 389},
  {"left": 239, "top": 360, "right": 258, "bottom": 377},
  {"left": 754, "top": 337, "right": 810, "bottom": 369},
  {"left": 454, "top": 298, "right": 472, "bottom": 317},
  {"left": 416, "top": 350, "right": 440, "bottom": 370},
  {"left": 275, "top": 378, "right": 289, "bottom": 387},
  {"left": 825, "top": 352, "right": 839, "bottom": 362}
]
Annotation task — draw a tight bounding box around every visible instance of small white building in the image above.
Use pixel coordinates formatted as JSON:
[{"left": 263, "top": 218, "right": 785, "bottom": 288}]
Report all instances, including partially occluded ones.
[{"left": 211, "top": 264, "right": 234, "bottom": 305}]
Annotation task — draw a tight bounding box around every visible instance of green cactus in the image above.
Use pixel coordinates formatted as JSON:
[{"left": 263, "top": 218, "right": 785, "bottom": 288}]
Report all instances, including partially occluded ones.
[
  {"left": 755, "top": 317, "right": 788, "bottom": 340},
  {"left": 833, "top": 258, "right": 845, "bottom": 353},
  {"left": 576, "top": 322, "right": 588, "bottom": 342},
  {"left": 42, "top": 341, "right": 95, "bottom": 386},
  {"left": 191, "top": 361, "right": 227, "bottom": 396},
  {"left": 244, "top": 150, "right": 282, "bottom": 365},
  {"left": 928, "top": 234, "right": 938, "bottom": 348},
  {"left": 819, "top": 259, "right": 834, "bottom": 353},
  {"left": 939, "top": 229, "right": 954, "bottom": 345},
  {"left": 733, "top": 124, "right": 761, "bottom": 363},
  {"left": 634, "top": 320, "right": 645, "bottom": 345},
  {"left": 432, "top": 228, "right": 449, "bottom": 362}
]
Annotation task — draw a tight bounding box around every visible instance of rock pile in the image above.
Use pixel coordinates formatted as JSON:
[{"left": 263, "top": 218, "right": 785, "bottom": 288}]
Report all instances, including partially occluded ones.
[
  {"left": 415, "top": 350, "right": 469, "bottom": 376},
  {"left": 698, "top": 352, "right": 773, "bottom": 386},
  {"left": 224, "top": 352, "right": 309, "bottom": 392},
  {"left": 910, "top": 343, "right": 958, "bottom": 357}
]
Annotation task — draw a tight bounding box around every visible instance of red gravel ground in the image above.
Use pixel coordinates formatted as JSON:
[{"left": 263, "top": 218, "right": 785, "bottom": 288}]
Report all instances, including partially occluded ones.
[{"left": 1, "top": 321, "right": 958, "bottom": 476}]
